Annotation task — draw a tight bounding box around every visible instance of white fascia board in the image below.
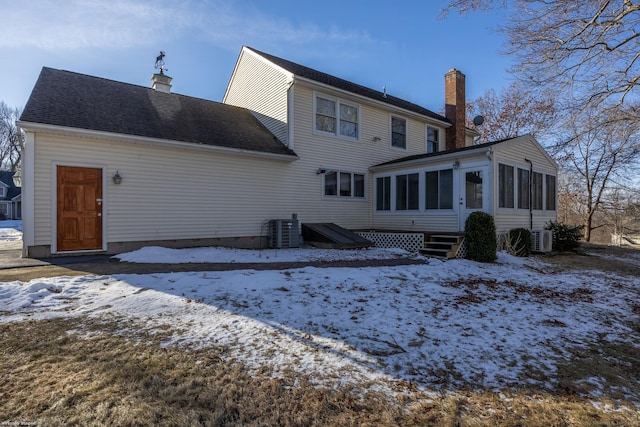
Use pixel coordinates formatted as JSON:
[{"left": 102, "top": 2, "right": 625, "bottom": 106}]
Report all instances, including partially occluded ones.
[
  {"left": 369, "top": 148, "right": 487, "bottom": 172},
  {"left": 17, "top": 121, "right": 299, "bottom": 162},
  {"left": 293, "top": 76, "right": 451, "bottom": 128}
]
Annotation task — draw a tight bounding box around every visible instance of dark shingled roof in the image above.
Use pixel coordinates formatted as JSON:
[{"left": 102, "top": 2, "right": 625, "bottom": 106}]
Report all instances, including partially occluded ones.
[
  {"left": 0, "top": 171, "right": 21, "bottom": 200},
  {"left": 247, "top": 47, "right": 450, "bottom": 124},
  {"left": 374, "top": 138, "right": 515, "bottom": 167},
  {"left": 20, "top": 67, "right": 296, "bottom": 158}
]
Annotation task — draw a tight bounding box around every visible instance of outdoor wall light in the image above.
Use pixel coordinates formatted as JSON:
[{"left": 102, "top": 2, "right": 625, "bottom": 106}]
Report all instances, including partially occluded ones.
[
  {"left": 452, "top": 160, "right": 460, "bottom": 170},
  {"left": 12, "top": 168, "right": 22, "bottom": 187},
  {"left": 372, "top": 136, "right": 382, "bottom": 142},
  {"left": 112, "top": 170, "right": 123, "bottom": 185},
  {"left": 316, "top": 168, "right": 326, "bottom": 175}
]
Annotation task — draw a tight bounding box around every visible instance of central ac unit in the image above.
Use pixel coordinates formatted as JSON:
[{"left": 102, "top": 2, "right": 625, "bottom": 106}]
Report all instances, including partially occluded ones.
[
  {"left": 532, "top": 230, "right": 553, "bottom": 253},
  {"left": 269, "top": 218, "right": 299, "bottom": 249}
]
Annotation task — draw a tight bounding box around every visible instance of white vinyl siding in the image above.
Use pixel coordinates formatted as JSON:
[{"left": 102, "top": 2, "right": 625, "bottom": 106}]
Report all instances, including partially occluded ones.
[
  {"left": 31, "top": 133, "right": 296, "bottom": 246},
  {"left": 224, "top": 49, "right": 291, "bottom": 145},
  {"left": 491, "top": 136, "right": 558, "bottom": 234}
]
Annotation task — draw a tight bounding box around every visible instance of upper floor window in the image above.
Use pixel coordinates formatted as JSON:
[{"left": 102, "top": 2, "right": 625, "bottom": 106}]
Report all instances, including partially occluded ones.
[
  {"left": 391, "top": 116, "right": 407, "bottom": 149},
  {"left": 427, "top": 126, "right": 439, "bottom": 153},
  {"left": 0, "top": 187, "right": 6, "bottom": 198},
  {"left": 315, "top": 94, "right": 359, "bottom": 139},
  {"left": 324, "top": 170, "right": 365, "bottom": 198}
]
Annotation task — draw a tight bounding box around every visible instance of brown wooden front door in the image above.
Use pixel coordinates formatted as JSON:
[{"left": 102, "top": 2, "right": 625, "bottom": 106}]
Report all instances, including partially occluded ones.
[{"left": 57, "top": 166, "right": 103, "bottom": 252}]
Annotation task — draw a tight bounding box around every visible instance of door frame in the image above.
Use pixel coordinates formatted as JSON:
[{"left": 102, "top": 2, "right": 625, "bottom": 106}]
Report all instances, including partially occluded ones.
[
  {"left": 458, "top": 165, "right": 490, "bottom": 231},
  {"left": 52, "top": 162, "right": 108, "bottom": 254}
]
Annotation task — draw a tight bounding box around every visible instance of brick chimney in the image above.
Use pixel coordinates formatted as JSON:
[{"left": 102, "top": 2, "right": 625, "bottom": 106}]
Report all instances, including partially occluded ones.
[
  {"left": 444, "top": 69, "right": 466, "bottom": 150},
  {"left": 151, "top": 72, "right": 172, "bottom": 93}
]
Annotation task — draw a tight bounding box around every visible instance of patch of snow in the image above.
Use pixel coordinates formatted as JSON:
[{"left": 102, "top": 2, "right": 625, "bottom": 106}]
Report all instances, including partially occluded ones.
[
  {"left": 0, "top": 220, "right": 22, "bottom": 241},
  {"left": 114, "top": 245, "right": 417, "bottom": 264}
]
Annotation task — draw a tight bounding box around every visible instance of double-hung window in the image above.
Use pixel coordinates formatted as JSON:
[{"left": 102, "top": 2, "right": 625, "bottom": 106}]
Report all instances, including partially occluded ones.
[
  {"left": 391, "top": 116, "right": 407, "bottom": 149},
  {"left": 324, "top": 170, "right": 365, "bottom": 198},
  {"left": 396, "top": 173, "right": 419, "bottom": 211},
  {"left": 425, "top": 169, "right": 453, "bottom": 209},
  {"left": 427, "top": 126, "right": 439, "bottom": 153},
  {"left": 315, "top": 94, "right": 359, "bottom": 139}
]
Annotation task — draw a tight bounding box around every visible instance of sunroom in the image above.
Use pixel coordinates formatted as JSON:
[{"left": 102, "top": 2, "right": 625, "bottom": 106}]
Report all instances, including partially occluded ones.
[{"left": 368, "top": 135, "right": 558, "bottom": 249}]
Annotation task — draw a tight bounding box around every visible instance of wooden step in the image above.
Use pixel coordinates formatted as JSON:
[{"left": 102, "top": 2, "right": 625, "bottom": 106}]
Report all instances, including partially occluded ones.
[
  {"left": 419, "top": 247, "right": 456, "bottom": 258},
  {"left": 420, "top": 234, "right": 464, "bottom": 259}
]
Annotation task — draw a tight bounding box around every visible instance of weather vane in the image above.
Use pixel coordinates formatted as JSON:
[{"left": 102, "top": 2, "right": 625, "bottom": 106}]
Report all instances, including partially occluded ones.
[{"left": 155, "top": 51, "right": 167, "bottom": 75}]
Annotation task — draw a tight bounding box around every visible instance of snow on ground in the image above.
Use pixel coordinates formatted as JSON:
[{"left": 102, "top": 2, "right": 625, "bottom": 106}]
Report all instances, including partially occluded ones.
[
  {"left": 0, "top": 220, "right": 22, "bottom": 241},
  {"left": 2, "top": 244, "right": 639, "bottom": 402},
  {"left": 114, "top": 245, "right": 415, "bottom": 263}
]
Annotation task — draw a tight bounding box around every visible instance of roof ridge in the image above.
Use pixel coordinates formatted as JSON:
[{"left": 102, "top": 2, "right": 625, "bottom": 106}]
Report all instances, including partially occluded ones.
[{"left": 245, "top": 47, "right": 450, "bottom": 124}]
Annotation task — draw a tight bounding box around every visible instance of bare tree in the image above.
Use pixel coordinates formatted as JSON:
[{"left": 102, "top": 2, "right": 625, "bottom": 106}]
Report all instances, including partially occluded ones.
[
  {"left": 0, "top": 102, "right": 23, "bottom": 171},
  {"left": 555, "top": 110, "right": 640, "bottom": 241},
  {"left": 466, "top": 82, "right": 556, "bottom": 143},
  {"left": 443, "top": 0, "right": 640, "bottom": 129}
]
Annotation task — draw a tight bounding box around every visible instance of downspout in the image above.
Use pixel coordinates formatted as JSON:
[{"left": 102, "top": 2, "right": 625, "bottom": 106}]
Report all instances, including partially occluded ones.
[{"left": 525, "top": 158, "right": 533, "bottom": 230}]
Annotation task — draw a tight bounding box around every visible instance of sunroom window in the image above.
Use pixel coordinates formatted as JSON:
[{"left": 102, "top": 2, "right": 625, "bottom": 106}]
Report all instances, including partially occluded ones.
[
  {"left": 546, "top": 174, "right": 556, "bottom": 210},
  {"left": 396, "top": 173, "right": 419, "bottom": 211},
  {"left": 498, "top": 164, "right": 514, "bottom": 208},
  {"left": 518, "top": 168, "right": 530, "bottom": 209},
  {"left": 376, "top": 176, "right": 391, "bottom": 211},
  {"left": 532, "top": 172, "right": 543, "bottom": 210},
  {"left": 425, "top": 169, "right": 453, "bottom": 209}
]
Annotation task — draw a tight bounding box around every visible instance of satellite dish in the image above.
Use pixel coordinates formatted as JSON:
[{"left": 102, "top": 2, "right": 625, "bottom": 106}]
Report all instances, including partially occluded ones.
[{"left": 473, "top": 115, "right": 484, "bottom": 127}]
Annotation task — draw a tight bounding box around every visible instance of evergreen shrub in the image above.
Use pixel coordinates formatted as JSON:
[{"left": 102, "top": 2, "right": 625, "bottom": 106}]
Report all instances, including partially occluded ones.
[
  {"left": 464, "top": 212, "right": 497, "bottom": 262},
  {"left": 545, "top": 221, "right": 584, "bottom": 252}
]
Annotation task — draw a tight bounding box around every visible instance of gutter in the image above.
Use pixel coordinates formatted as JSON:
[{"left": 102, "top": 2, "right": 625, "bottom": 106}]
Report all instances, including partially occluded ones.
[
  {"left": 17, "top": 121, "right": 299, "bottom": 162},
  {"left": 525, "top": 158, "right": 533, "bottom": 230}
]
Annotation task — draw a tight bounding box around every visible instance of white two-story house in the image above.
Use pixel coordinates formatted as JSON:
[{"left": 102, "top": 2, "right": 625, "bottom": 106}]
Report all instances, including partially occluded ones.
[{"left": 17, "top": 46, "right": 557, "bottom": 257}]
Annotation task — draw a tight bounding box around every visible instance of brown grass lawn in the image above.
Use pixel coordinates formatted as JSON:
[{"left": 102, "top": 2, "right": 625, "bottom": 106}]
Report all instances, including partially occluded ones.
[
  {"left": 2, "top": 317, "right": 639, "bottom": 427},
  {"left": 1, "top": 244, "right": 640, "bottom": 426}
]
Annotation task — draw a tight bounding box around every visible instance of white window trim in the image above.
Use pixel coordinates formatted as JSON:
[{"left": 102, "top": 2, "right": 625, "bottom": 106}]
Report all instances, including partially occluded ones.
[
  {"left": 313, "top": 91, "right": 361, "bottom": 142},
  {"left": 321, "top": 169, "right": 367, "bottom": 200},
  {"left": 0, "top": 186, "right": 6, "bottom": 198},
  {"left": 390, "top": 114, "right": 408, "bottom": 151}
]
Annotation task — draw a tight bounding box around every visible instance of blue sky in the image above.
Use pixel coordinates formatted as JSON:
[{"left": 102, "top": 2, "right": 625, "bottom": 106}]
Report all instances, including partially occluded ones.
[{"left": 1, "top": 0, "right": 510, "bottom": 114}]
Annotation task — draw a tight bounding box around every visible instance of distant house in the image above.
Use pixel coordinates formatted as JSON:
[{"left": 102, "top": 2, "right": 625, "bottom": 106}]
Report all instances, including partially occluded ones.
[
  {"left": 17, "top": 46, "right": 557, "bottom": 257},
  {"left": 0, "top": 171, "right": 21, "bottom": 220}
]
